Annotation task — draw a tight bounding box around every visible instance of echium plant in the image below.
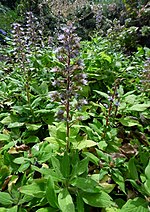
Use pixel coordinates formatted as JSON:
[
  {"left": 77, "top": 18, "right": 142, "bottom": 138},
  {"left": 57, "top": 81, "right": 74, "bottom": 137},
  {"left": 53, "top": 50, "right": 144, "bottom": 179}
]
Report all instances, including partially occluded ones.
[
  {"left": 11, "top": 12, "right": 44, "bottom": 119},
  {"left": 50, "top": 23, "right": 88, "bottom": 152}
]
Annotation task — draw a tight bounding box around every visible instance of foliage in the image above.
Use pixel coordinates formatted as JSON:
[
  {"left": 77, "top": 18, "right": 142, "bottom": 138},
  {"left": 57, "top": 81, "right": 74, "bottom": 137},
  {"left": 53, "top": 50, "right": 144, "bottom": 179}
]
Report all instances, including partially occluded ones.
[
  {"left": 0, "top": 6, "right": 150, "bottom": 212},
  {"left": 0, "top": 4, "right": 19, "bottom": 32}
]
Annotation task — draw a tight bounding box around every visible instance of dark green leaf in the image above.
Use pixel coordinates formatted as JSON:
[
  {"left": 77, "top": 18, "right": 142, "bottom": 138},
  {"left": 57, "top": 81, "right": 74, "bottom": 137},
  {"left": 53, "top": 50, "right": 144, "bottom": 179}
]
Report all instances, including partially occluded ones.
[
  {"left": 77, "top": 192, "right": 84, "bottom": 212},
  {"left": 46, "top": 176, "right": 58, "bottom": 208},
  {"left": 60, "top": 152, "right": 70, "bottom": 178},
  {"left": 128, "top": 158, "right": 138, "bottom": 180}
]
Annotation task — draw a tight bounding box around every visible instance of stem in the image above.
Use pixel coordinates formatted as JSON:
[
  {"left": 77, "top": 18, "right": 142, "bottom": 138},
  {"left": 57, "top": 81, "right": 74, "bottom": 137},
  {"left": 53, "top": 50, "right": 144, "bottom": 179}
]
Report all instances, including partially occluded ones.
[
  {"left": 25, "top": 69, "right": 35, "bottom": 120},
  {"left": 66, "top": 49, "right": 71, "bottom": 152}
]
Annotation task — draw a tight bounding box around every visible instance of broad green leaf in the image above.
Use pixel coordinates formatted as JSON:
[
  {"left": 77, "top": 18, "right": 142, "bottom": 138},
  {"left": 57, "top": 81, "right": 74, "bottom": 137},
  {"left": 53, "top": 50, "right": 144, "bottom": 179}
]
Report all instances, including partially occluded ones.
[
  {"left": 0, "top": 134, "right": 10, "bottom": 141},
  {"left": 100, "top": 182, "right": 116, "bottom": 193},
  {"left": 18, "top": 162, "right": 30, "bottom": 172},
  {"left": 58, "top": 188, "right": 75, "bottom": 212},
  {"left": 0, "top": 192, "right": 13, "bottom": 206},
  {"left": 120, "top": 197, "right": 149, "bottom": 212},
  {"left": 36, "top": 208, "right": 58, "bottom": 212},
  {"left": 0, "top": 116, "right": 11, "bottom": 125},
  {"left": 93, "top": 90, "right": 109, "bottom": 99},
  {"left": 24, "top": 136, "right": 40, "bottom": 144},
  {"left": 145, "top": 160, "right": 150, "bottom": 179},
  {"left": 26, "top": 124, "right": 42, "bottom": 131},
  {"left": 125, "top": 94, "right": 136, "bottom": 104},
  {"left": 39, "top": 81, "right": 48, "bottom": 94},
  {"left": 77, "top": 192, "right": 84, "bottom": 212},
  {"left": 129, "top": 103, "right": 150, "bottom": 112},
  {"left": 13, "top": 157, "right": 26, "bottom": 164},
  {"left": 71, "top": 177, "right": 102, "bottom": 193},
  {"left": 76, "top": 140, "right": 97, "bottom": 150},
  {"left": 7, "top": 206, "right": 18, "bottom": 212},
  {"left": 119, "top": 117, "right": 140, "bottom": 127},
  {"left": 51, "top": 156, "right": 64, "bottom": 179},
  {"left": 128, "top": 158, "right": 138, "bottom": 180},
  {"left": 82, "top": 152, "right": 99, "bottom": 165},
  {"left": 46, "top": 176, "right": 58, "bottom": 208},
  {"left": 60, "top": 152, "right": 70, "bottom": 178},
  {"left": 112, "top": 172, "right": 126, "bottom": 194},
  {"left": 19, "top": 180, "right": 46, "bottom": 198},
  {"left": 81, "top": 191, "right": 113, "bottom": 208},
  {"left": 1, "top": 141, "right": 14, "bottom": 151},
  {"left": 123, "top": 90, "right": 135, "bottom": 97},
  {"left": 144, "top": 179, "right": 150, "bottom": 195},
  {"left": 8, "top": 122, "right": 24, "bottom": 128},
  {"left": 0, "top": 208, "right": 6, "bottom": 212},
  {"left": 76, "top": 157, "right": 89, "bottom": 176},
  {"left": 96, "top": 149, "right": 109, "bottom": 162}
]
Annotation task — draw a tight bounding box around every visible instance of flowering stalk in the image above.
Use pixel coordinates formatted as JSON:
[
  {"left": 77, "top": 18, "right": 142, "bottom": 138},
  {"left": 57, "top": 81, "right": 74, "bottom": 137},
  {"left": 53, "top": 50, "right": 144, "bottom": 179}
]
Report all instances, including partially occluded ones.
[
  {"left": 105, "top": 79, "right": 121, "bottom": 127},
  {"left": 50, "top": 23, "right": 88, "bottom": 152},
  {"left": 11, "top": 12, "right": 44, "bottom": 120}
]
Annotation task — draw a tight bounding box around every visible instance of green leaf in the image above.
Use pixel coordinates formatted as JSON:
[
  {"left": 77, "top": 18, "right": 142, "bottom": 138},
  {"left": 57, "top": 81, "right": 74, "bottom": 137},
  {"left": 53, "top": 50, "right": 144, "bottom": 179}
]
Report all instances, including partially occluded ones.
[
  {"left": 75, "top": 157, "right": 89, "bottom": 176},
  {"left": 39, "top": 81, "right": 48, "bottom": 94},
  {"left": 76, "top": 140, "right": 97, "bottom": 150},
  {"left": 18, "top": 162, "right": 30, "bottom": 172},
  {"left": 24, "top": 136, "right": 40, "bottom": 144},
  {"left": 60, "top": 152, "right": 70, "bottom": 178},
  {"left": 0, "top": 208, "right": 6, "bottom": 212},
  {"left": 13, "top": 157, "right": 25, "bottom": 164},
  {"left": 0, "top": 192, "right": 13, "bottom": 206},
  {"left": 0, "top": 134, "right": 10, "bottom": 141},
  {"left": 125, "top": 94, "right": 136, "bottom": 104},
  {"left": 112, "top": 171, "right": 126, "bottom": 194},
  {"left": 128, "top": 158, "right": 138, "bottom": 180},
  {"left": 58, "top": 188, "right": 75, "bottom": 212},
  {"left": 0, "top": 116, "right": 11, "bottom": 125},
  {"left": 51, "top": 156, "right": 64, "bottom": 179},
  {"left": 144, "top": 179, "right": 150, "bottom": 195},
  {"left": 71, "top": 177, "right": 101, "bottom": 193},
  {"left": 96, "top": 149, "right": 109, "bottom": 162},
  {"left": 93, "top": 90, "right": 109, "bottom": 99},
  {"left": 119, "top": 117, "right": 140, "bottom": 127},
  {"left": 26, "top": 124, "right": 42, "bottom": 131},
  {"left": 129, "top": 103, "right": 150, "bottom": 112},
  {"left": 100, "top": 52, "right": 112, "bottom": 63},
  {"left": 145, "top": 160, "right": 150, "bottom": 179},
  {"left": 144, "top": 160, "right": 150, "bottom": 195},
  {"left": 120, "top": 197, "right": 149, "bottom": 212},
  {"left": 8, "top": 122, "right": 24, "bottom": 128},
  {"left": 81, "top": 191, "right": 113, "bottom": 208},
  {"left": 77, "top": 192, "right": 84, "bottom": 212},
  {"left": 82, "top": 152, "right": 99, "bottom": 165},
  {"left": 36, "top": 208, "right": 58, "bottom": 212},
  {"left": 46, "top": 176, "right": 58, "bottom": 208},
  {"left": 7, "top": 206, "right": 18, "bottom": 212},
  {"left": 19, "top": 180, "right": 46, "bottom": 198}
]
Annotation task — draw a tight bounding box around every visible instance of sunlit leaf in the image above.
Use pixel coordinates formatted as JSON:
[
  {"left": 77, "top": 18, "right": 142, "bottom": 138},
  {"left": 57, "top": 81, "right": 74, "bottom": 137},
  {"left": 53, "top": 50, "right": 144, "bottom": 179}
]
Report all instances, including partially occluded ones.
[
  {"left": 46, "top": 176, "right": 58, "bottom": 208},
  {"left": 120, "top": 197, "right": 149, "bottom": 212},
  {"left": 81, "top": 191, "right": 114, "bottom": 208},
  {"left": 58, "top": 188, "right": 75, "bottom": 212},
  {"left": 0, "top": 192, "right": 13, "bottom": 206},
  {"left": 76, "top": 140, "right": 97, "bottom": 150}
]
